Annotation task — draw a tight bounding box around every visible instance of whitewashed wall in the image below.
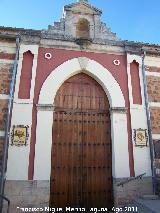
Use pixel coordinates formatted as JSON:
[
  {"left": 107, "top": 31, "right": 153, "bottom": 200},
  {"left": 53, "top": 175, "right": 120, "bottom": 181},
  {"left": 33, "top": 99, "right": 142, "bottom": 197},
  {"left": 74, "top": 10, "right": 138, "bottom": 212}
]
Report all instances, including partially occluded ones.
[
  {"left": 127, "top": 54, "right": 151, "bottom": 176},
  {"left": 6, "top": 44, "right": 39, "bottom": 180}
]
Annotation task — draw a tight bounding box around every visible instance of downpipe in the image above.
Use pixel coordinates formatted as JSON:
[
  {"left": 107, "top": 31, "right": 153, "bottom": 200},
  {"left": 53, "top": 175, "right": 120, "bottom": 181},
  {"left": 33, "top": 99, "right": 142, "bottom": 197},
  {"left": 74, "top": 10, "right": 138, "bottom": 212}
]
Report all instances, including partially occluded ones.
[{"left": 141, "top": 49, "right": 157, "bottom": 194}]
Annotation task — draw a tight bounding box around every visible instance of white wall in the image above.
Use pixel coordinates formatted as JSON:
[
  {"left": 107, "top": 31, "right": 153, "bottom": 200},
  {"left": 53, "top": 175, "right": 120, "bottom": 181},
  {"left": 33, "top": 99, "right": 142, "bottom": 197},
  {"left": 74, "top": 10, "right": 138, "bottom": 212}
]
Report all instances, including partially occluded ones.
[
  {"left": 111, "top": 111, "right": 130, "bottom": 178},
  {"left": 6, "top": 103, "right": 32, "bottom": 180},
  {"left": 34, "top": 110, "right": 53, "bottom": 180},
  {"left": 127, "top": 54, "right": 152, "bottom": 177},
  {"left": 6, "top": 44, "right": 39, "bottom": 180}
]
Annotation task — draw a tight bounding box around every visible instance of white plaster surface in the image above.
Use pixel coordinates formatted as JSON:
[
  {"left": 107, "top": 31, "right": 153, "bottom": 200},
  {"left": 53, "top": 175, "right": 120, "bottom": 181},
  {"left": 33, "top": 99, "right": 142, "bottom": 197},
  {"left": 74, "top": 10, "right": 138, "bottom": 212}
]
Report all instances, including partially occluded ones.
[
  {"left": 0, "top": 42, "right": 16, "bottom": 53},
  {"left": 34, "top": 111, "right": 53, "bottom": 180},
  {"left": 6, "top": 103, "right": 33, "bottom": 180},
  {"left": 130, "top": 107, "right": 152, "bottom": 176},
  {"left": 0, "top": 94, "right": 10, "bottom": 99},
  {"left": 145, "top": 56, "right": 160, "bottom": 67},
  {"left": 0, "top": 130, "right": 5, "bottom": 137},
  {"left": 127, "top": 54, "right": 152, "bottom": 177},
  {"left": 146, "top": 71, "right": 160, "bottom": 77},
  {"left": 152, "top": 134, "right": 160, "bottom": 140},
  {"left": 149, "top": 102, "right": 160, "bottom": 107},
  {"left": 6, "top": 45, "right": 39, "bottom": 180},
  {"left": 127, "top": 54, "right": 142, "bottom": 64},
  {"left": 111, "top": 112, "right": 130, "bottom": 178},
  {"left": 0, "top": 59, "right": 14, "bottom": 64}
]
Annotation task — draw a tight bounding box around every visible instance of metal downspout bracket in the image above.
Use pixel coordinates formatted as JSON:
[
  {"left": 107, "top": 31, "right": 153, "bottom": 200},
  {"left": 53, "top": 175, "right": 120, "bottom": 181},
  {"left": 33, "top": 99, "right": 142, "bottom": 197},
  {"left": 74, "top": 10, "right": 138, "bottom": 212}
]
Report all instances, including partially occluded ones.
[{"left": 0, "top": 36, "right": 20, "bottom": 212}]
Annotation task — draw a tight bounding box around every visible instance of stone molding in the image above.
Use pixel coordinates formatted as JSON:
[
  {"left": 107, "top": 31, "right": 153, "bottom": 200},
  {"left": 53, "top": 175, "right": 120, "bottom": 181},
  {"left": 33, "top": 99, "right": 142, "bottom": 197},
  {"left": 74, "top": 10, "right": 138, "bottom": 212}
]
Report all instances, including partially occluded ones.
[
  {"left": 36, "top": 105, "right": 128, "bottom": 114},
  {"left": 110, "top": 107, "right": 127, "bottom": 114},
  {"left": 36, "top": 104, "right": 54, "bottom": 111}
]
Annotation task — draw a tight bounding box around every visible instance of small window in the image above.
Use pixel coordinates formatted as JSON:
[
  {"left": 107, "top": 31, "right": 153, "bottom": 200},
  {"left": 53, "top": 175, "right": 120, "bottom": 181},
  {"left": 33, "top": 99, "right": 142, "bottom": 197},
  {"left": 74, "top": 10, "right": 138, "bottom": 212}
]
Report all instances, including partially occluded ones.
[
  {"left": 130, "top": 60, "right": 142, "bottom": 105},
  {"left": 18, "top": 50, "right": 33, "bottom": 99},
  {"left": 76, "top": 18, "right": 90, "bottom": 38}
]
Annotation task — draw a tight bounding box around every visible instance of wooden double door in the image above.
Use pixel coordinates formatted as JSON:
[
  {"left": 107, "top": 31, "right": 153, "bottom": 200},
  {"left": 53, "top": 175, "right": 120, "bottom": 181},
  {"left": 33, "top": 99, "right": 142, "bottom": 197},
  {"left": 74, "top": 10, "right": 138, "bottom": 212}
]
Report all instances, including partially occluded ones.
[{"left": 50, "top": 73, "right": 113, "bottom": 209}]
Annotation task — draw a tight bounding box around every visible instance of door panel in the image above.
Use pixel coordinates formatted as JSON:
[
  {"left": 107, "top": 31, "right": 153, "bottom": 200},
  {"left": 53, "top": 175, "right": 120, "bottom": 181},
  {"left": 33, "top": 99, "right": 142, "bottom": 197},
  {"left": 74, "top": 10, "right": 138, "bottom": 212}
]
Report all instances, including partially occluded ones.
[
  {"left": 82, "top": 112, "right": 112, "bottom": 209},
  {"left": 50, "top": 111, "right": 83, "bottom": 207},
  {"left": 50, "top": 73, "right": 113, "bottom": 209}
]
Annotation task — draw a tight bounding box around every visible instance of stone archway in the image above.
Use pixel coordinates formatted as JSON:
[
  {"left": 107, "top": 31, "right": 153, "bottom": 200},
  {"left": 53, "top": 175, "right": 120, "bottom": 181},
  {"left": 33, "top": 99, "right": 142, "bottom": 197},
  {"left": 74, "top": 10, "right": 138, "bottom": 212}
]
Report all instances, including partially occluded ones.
[{"left": 34, "top": 57, "right": 130, "bottom": 181}]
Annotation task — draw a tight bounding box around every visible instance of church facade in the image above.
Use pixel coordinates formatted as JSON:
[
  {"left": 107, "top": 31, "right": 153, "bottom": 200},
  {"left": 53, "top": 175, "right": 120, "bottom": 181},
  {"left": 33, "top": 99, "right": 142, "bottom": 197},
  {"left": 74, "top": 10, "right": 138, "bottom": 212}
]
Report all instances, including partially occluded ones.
[{"left": 0, "top": 0, "right": 160, "bottom": 211}]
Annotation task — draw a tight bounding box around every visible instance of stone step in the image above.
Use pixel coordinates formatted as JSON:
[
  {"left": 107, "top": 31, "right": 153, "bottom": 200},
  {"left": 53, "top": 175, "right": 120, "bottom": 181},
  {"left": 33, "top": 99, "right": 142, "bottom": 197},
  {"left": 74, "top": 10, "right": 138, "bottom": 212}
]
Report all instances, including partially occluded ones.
[
  {"left": 141, "top": 194, "right": 160, "bottom": 200},
  {"left": 135, "top": 198, "right": 160, "bottom": 213}
]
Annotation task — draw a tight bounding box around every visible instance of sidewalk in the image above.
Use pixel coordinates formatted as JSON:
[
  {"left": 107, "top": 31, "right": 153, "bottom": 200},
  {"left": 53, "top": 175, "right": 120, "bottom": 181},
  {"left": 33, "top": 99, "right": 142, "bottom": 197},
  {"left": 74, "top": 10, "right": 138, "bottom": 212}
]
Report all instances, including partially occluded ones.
[
  {"left": 121, "top": 198, "right": 160, "bottom": 213},
  {"left": 136, "top": 198, "right": 160, "bottom": 213}
]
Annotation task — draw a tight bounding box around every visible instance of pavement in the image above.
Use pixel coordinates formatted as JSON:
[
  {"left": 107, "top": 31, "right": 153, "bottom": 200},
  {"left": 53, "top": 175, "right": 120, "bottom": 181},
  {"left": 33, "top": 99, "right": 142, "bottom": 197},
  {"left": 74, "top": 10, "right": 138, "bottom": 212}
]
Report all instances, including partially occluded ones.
[
  {"left": 2, "top": 198, "right": 160, "bottom": 213},
  {"left": 121, "top": 198, "right": 160, "bottom": 213},
  {"left": 136, "top": 198, "right": 160, "bottom": 213}
]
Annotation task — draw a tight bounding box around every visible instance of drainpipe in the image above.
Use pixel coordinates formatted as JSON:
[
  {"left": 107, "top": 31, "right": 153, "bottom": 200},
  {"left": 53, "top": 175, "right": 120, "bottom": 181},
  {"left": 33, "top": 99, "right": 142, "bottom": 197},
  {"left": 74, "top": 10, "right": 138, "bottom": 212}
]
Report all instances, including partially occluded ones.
[
  {"left": 0, "top": 35, "right": 20, "bottom": 210},
  {"left": 141, "top": 49, "right": 157, "bottom": 194}
]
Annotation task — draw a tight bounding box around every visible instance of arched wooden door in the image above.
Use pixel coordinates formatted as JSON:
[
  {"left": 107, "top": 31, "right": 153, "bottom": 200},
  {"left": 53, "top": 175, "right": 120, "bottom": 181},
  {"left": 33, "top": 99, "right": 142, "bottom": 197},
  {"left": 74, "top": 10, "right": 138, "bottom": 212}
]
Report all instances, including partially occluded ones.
[{"left": 50, "top": 73, "right": 113, "bottom": 210}]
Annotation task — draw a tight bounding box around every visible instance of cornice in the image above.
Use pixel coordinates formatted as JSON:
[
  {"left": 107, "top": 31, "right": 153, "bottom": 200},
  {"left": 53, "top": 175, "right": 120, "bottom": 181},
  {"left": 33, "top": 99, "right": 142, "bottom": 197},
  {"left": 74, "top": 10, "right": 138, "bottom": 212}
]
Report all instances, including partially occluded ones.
[{"left": 1, "top": 27, "right": 160, "bottom": 56}]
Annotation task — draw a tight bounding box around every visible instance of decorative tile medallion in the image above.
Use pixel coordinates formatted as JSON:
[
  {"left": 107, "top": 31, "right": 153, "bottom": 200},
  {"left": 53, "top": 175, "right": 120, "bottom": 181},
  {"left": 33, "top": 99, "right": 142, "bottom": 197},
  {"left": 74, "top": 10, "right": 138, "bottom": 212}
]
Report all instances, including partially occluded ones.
[
  {"left": 133, "top": 128, "right": 148, "bottom": 147},
  {"left": 10, "top": 125, "right": 29, "bottom": 146}
]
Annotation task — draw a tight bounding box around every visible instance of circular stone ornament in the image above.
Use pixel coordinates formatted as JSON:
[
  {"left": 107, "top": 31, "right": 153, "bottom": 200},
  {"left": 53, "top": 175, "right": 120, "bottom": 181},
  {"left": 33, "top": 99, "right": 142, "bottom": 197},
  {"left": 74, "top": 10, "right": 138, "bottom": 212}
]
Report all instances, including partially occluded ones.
[
  {"left": 44, "top": 53, "right": 52, "bottom": 60},
  {"left": 113, "top": 59, "right": 120, "bottom": 66}
]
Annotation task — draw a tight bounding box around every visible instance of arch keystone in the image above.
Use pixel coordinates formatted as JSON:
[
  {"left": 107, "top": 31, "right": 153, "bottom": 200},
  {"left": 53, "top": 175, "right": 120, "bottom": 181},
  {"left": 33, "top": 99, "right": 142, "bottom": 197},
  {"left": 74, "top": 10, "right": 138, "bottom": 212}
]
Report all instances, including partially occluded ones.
[{"left": 78, "top": 57, "right": 89, "bottom": 70}]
